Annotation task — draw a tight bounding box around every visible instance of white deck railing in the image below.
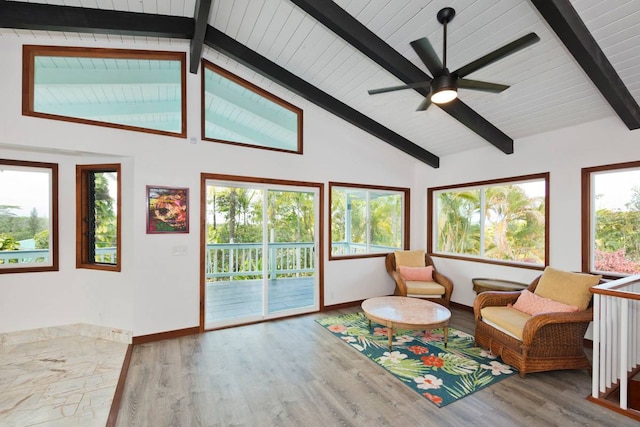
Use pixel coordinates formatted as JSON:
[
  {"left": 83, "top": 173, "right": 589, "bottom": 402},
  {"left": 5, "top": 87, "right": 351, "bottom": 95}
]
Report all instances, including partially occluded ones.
[
  {"left": 331, "top": 242, "right": 398, "bottom": 256},
  {"left": 0, "top": 247, "right": 116, "bottom": 266},
  {"left": 591, "top": 275, "right": 640, "bottom": 415},
  {"left": 0, "top": 248, "right": 49, "bottom": 264},
  {"left": 3, "top": 242, "right": 395, "bottom": 277},
  {"left": 205, "top": 242, "right": 315, "bottom": 280}
]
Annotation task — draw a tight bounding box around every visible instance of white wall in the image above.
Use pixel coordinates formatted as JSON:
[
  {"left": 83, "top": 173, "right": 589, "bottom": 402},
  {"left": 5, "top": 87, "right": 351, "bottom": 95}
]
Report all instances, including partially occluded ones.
[
  {"left": 415, "top": 116, "right": 640, "bottom": 307},
  {"left": 0, "top": 35, "right": 416, "bottom": 336},
  {"left": 3, "top": 33, "right": 639, "bottom": 337}
]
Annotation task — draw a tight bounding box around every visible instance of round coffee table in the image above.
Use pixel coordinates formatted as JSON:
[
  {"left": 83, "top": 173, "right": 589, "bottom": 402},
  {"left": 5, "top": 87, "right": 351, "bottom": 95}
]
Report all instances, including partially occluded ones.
[{"left": 361, "top": 296, "right": 451, "bottom": 351}]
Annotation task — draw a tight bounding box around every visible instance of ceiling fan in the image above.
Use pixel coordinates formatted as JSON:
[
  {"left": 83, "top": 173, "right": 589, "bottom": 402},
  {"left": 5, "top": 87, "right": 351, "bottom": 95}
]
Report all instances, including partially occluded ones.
[{"left": 368, "top": 7, "right": 540, "bottom": 112}]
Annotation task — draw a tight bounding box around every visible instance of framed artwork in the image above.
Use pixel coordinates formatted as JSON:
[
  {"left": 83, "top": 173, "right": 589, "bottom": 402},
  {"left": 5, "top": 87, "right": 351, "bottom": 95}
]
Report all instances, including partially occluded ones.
[{"left": 146, "top": 186, "right": 189, "bottom": 234}]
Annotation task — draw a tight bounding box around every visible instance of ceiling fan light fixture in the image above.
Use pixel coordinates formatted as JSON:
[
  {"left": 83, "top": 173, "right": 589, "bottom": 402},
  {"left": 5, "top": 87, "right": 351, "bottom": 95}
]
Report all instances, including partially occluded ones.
[
  {"left": 430, "top": 74, "right": 457, "bottom": 104},
  {"left": 431, "top": 88, "right": 457, "bottom": 104}
]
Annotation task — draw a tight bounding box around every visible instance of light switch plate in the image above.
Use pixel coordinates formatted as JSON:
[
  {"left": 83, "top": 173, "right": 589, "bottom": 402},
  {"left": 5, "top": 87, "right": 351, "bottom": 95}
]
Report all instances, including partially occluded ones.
[{"left": 172, "top": 245, "right": 187, "bottom": 256}]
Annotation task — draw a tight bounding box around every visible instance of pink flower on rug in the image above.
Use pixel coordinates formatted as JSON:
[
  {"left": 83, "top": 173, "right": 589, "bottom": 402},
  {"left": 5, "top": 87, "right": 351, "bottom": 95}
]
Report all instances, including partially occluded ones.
[
  {"left": 341, "top": 336, "right": 356, "bottom": 343},
  {"left": 420, "top": 331, "right": 444, "bottom": 342},
  {"left": 414, "top": 374, "right": 443, "bottom": 390},
  {"left": 421, "top": 355, "right": 444, "bottom": 368},
  {"left": 395, "top": 335, "right": 414, "bottom": 344},
  {"left": 481, "top": 360, "right": 513, "bottom": 375},
  {"left": 407, "top": 346, "right": 429, "bottom": 355},
  {"left": 328, "top": 324, "right": 347, "bottom": 333},
  {"left": 423, "top": 393, "right": 443, "bottom": 406},
  {"left": 373, "top": 327, "right": 389, "bottom": 336}
]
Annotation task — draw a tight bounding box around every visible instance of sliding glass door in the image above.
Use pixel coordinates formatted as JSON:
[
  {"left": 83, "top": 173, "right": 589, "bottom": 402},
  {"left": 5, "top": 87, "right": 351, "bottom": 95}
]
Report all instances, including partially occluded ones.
[{"left": 203, "top": 179, "right": 320, "bottom": 329}]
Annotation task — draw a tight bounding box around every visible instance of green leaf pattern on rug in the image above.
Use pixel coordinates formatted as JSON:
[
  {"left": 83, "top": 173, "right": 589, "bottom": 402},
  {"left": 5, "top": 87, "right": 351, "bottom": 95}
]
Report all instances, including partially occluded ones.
[
  {"left": 317, "top": 311, "right": 516, "bottom": 408},
  {"left": 375, "top": 352, "right": 430, "bottom": 381},
  {"left": 443, "top": 368, "right": 498, "bottom": 399},
  {"left": 437, "top": 352, "right": 479, "bottom": 375}
]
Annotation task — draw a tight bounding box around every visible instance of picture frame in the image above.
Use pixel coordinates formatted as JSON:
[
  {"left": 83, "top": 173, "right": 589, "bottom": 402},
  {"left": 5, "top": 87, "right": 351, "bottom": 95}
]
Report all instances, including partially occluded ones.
[{"left": 146, "top": 185, "right": 189, "bottom": 234}]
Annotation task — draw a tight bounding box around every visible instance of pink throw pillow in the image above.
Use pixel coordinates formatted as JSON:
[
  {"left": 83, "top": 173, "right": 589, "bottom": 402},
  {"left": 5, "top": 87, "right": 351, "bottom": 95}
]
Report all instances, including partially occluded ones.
[
  {"left": 398, "top": 265, "right": 434, "bottom": 282},
  {"left": 511, "top": 290, "right": 580, "bottom": 315}
]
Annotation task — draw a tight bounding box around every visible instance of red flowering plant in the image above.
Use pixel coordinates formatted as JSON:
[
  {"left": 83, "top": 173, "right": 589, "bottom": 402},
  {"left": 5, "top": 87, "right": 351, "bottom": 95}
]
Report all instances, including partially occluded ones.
[{"left": 594, "top": 249, "right": 640, "bottom": 274}]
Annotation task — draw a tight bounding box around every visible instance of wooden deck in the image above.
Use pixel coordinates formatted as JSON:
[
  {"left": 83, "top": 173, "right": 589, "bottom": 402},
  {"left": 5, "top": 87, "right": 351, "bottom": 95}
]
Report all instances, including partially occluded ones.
[{"left": 204, "top": 277, "right": 315, "bottom": 323}]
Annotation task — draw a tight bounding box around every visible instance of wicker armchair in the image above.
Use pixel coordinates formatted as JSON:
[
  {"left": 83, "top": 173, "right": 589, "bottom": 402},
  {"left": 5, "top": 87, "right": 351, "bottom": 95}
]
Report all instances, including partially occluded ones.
[
  {"left": 474, "top": 271, "right": 600, "bottom": 378},
  {"left": 385, "top": 251, "right": 453, "bottom": 307}
]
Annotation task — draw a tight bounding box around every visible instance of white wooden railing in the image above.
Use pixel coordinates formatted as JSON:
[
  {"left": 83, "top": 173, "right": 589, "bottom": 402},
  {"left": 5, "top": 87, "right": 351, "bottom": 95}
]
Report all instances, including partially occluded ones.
[
  {"left": 590, "top": 275, "right": 640, "bottom": 416},
  {"left": 0, "top": 248, "right": 49, "bottom": 264},
  {"left": 205, "top": 242, "right": 315, "bottom": 280},
  {"left": 0, "top": 248, "right": 116, "bottom": 265},
  {"left": 331, "top": 242, "right": 398, "bottom": 256}
]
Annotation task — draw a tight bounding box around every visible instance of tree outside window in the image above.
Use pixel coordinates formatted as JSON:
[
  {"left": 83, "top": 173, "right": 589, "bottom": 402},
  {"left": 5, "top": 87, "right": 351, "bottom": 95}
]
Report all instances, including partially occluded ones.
[
  {"left": 583, "top": 163, "right": 640, "bottom": 276},
  {"left": 430, "top": 174, "right": 548, "bottom": 266},
  {"left": 76, "top": 164, "right": 121, "bottom": 271},
  {"left": 330, "top": 183, "right": 409, "bottom": 259},
  {"left": 0, "top": 159, "right": 58, "bottom": 273}
]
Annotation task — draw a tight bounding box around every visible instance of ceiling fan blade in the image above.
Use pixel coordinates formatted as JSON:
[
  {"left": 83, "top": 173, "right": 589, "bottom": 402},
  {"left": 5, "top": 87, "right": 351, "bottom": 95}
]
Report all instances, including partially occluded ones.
[
  {"left": 453, "top": 33, "right": 540, "bottom": 78},
  {"left": 368, "top": 81, "right": 431, "bottom": 95},
  {"left": 410, "top": 37, "right": 443, "bottom": 76},
  {"left": 458, "top": 79, "right": 509, "bottom": 93},
  {"left": 416, "top": 96, "right": 432, "bottom": 111},
  {"left": 438, "top": 98, "right": 513, "bottom": 154}
]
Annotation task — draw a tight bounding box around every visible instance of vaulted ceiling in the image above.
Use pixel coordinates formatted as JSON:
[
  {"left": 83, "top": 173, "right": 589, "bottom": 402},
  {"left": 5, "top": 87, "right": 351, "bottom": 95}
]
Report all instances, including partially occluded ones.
[{"left": 1, "top": 0, "right": 639, "bottom": 168}]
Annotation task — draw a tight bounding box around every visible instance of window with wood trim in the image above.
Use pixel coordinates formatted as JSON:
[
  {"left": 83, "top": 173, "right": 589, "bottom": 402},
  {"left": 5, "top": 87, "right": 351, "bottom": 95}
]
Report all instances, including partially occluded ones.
[
  {"left": 0, "top": 159, "right": 58, "bottom": 273},
  {"left": 201, "top": 59, "right": 303, "bottom": 153},
  {"left": 582, "top": 161, "right": 640, "bottom": 277},
  {"left": 428, "top": 173, "right": 548, "bottom": 267},
  {"left": 76, "top": 164, "right": 121, "bottom": 271},
  {"left": 23, "top": 45, "right": 186, "bottom": 138},
  {"left": 329, "top": 183, "right": 409, "bottom": 259}
]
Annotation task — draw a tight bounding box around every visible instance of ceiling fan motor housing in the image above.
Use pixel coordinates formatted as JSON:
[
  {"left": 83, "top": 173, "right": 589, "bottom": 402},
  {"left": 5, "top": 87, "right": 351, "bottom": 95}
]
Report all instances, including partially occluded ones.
[{"left": 431, "top": 73, "right": 457, "bottom": 93}]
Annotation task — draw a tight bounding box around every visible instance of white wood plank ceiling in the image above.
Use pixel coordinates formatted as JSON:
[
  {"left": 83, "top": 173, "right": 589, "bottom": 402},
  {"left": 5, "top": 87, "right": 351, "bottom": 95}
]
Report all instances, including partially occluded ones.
[{"left": 2, "top": 0, "right": 640, "bottom": 159}]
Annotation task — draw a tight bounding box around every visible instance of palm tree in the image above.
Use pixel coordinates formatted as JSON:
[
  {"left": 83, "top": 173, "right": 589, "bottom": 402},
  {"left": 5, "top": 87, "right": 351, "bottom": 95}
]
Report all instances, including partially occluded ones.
[
  {"left": 437, "top": 185, "right": 545, "bottom": 263},
  {"left": 484, "top": 185, "right": 545, "bottom": 263},
  {"left": 436, "top": 190, "right": 481, "bottom": 254}
]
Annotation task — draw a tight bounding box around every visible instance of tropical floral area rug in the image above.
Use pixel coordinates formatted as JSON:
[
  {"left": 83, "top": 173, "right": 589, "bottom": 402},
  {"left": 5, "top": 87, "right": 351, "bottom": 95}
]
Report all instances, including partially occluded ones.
[{"left": 316, "top": 312, "right": 516, "bottom": 407}]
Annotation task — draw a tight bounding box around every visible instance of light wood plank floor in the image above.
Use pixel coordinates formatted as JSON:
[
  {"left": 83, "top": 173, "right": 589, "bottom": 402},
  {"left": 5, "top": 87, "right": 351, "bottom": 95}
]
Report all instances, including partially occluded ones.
[{"left": 116, "top": 306, "right": 633, "bottom": 426}]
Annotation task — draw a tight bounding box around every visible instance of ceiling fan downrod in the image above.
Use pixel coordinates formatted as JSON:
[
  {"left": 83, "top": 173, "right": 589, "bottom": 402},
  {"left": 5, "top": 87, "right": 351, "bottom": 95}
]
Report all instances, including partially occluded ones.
[{"left": 437, "top": 7, "right": 455, "bottom": 70}]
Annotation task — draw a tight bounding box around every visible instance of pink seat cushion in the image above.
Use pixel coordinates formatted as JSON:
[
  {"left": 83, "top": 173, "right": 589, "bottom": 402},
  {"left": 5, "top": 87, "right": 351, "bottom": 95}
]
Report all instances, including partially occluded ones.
[
  {"left": 398, "top": 265, "right": 434, "bottom": 282},
  {"left": 510, "top": 289, "right": 580, "bottom": 315}
]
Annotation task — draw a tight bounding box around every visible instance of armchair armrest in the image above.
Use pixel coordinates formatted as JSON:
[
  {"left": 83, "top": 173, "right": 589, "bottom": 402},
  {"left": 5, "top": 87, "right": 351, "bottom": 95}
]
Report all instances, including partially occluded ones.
[
  {"left": 389, "top": 270, "right": 408, "bottom": 295},
  {"left": 521, "top": 308, "right": 593, "bottom": 346},
  {"left": 433, "top": 270, "right": 453, "bottom": 295},
  {"left": 473, "top": 290, "right": 522, "bottom": 321}
]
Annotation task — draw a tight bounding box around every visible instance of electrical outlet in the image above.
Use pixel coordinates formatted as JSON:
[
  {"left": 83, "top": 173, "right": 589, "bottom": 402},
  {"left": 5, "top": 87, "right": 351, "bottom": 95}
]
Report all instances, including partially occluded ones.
[{"left": 172, "top": 245, "right": 187, "bottom": 256}]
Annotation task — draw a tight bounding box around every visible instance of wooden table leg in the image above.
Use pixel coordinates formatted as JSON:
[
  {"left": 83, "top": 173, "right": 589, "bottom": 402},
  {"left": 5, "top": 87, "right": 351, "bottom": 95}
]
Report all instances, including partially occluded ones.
[
  {"left": 444, "top": 326, "right": 448, "bottom": 348},
  {"left": 387, "top": 326, "right": 393, "bottom": 351}
]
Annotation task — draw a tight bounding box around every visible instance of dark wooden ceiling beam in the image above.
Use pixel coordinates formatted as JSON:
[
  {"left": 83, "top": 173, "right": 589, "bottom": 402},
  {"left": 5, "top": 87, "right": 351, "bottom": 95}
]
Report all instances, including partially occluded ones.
[
  {"left": 204, "top": 27, "right": 440, "bottom": 167},
  {"left": 0, "top": 1, "right": 193, "bottom": 39},
  {"left": 289, "top": 0, "right": 430, "bottom": 97},
  {"left": 289, "top": 0, "right": 514, "bottom": 155},
  {"left": 530, "top": 0, "right": 640, "bottom": 130},
  {"left": 190, "top": 0, "right": 212, "bottom": 74},
  {"left": 0, "top": 0, "right": 440, "bottom": 166}
]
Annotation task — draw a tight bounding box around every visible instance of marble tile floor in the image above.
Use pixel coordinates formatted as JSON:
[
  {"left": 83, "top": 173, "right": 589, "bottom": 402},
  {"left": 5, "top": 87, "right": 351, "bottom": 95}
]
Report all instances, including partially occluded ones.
[{"left": 0, "top": 335, "right": 128, "bottom": 426}]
